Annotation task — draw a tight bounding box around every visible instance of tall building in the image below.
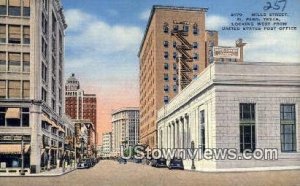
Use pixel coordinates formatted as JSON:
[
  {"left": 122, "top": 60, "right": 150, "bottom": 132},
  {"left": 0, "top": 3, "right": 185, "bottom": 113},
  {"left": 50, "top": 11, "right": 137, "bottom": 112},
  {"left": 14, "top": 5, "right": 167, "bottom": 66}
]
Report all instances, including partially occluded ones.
[
  {"left": 65, "top": 73, "right": 98, "bottom": 144},
  {"left": 111, "top": 107, "right": 139, "bottom": 156},
  {"left": 102, "top": 132, "right": 112, "bottom": 158},
  {"left": 0, "top": 0, "right": 67, "bottom": 173},
  {"left": 138, "top": 5, "right": 212, "bottom": 148}
]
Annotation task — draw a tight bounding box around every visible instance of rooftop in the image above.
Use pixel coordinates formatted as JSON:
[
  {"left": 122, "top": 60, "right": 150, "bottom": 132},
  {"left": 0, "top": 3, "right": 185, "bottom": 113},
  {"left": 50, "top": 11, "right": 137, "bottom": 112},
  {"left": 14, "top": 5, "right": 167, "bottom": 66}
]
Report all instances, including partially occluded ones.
[{"left": 138, "top": 5, "right": 208, "bottom": 57}]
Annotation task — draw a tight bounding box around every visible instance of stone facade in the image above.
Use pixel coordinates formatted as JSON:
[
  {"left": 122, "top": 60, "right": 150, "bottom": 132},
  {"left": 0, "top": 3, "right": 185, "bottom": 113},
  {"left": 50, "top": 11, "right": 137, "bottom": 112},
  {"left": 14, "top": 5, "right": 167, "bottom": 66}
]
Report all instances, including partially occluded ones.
[
  {"left": 157, "top": 62, "right": 300, "bottom": 171},
  {"left": 0, "top": 0, "right": 68, "bottom": 174}
]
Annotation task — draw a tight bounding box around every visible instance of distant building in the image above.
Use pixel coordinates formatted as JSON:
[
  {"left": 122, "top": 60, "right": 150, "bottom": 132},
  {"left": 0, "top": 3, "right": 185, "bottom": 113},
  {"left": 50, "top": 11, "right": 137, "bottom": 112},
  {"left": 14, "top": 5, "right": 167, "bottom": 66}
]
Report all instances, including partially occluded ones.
[
  {"left": 102, "top": 132, "right": 112, "bottom": 158},
  {"left": 65, "top": 73, "right": 98, "bottom": 144},
  {"left": 112, "top": 107, "right": 139, "bottom": 156},
  {"left": 0, "top": 0, "right": 67, "bottom": 174},
  {"left": 157, "top": 62, "right": 300, "bottom": 171}
]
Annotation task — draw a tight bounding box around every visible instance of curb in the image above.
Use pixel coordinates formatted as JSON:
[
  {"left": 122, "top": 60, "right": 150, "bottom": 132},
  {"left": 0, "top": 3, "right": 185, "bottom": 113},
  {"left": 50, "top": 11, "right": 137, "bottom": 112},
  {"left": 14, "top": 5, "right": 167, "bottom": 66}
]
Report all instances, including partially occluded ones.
[{"left": 0, "top": 168, "right": 77, "bottom": 177}]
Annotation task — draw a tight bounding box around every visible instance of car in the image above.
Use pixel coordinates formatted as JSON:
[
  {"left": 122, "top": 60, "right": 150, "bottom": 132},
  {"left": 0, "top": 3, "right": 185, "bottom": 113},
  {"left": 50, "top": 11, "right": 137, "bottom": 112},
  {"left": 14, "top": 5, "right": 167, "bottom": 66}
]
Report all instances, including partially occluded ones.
[
  {"left": 151, "top": 158, "right": 167, "bottom": 168},
  {"left": 168, "top": 158, "right": 184, "bottom": 170},
  {"left": 77, "top": 159, "right": 92, "bottom": 169},
  {"left": 117, "top": 157, "right": 127, "bottom": 164}
]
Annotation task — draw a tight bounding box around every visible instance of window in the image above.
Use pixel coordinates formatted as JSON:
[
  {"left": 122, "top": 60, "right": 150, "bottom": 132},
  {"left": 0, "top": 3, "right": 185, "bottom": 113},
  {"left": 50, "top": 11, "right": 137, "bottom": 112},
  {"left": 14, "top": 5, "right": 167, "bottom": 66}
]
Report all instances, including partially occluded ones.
[
  {"left": 193, "top": 24, "right": 198, "bottom": 35},
  {"left": 209, "top": 41, "right": 214, "bottom": 47},
  {"left": 173, "top": 74, "right": 177, "bottom": 81},
  {"left": 0, "top": 24, "right": 6, "bottom": 43},
  {"left": 21, "top": 107, "right": 29, "bottom": 127},
  {"left": 8, "top": 0, "right": 21, "bottom": 16},
  {"left": 164, "top": 84, "right": 169, "bottom": 92},
  {"left": 164, "top": 96, "right": 169, "bottom": 104},
  {"left": 173, "top": 25, "right": 179, "bottom": 32},
  {"left": 164, "top": 51, "right": 168, "bottom": 59},
  {"left": 173, "top": 85, "right": 177, "bottom": 92},
  {"left": 42, "top": 13, "right": 48, "bottom": 35},
  {"left": 23, "top": 26, "right": 30, "bottom": 44},
  {"left": 173, "top": 52, "right": 177, "bottom": 59},
  {"left": 8, "top": 52, "right": 20, "bottom": 72},
  {"left": 163, "top": 74, "right": 168, "bottom": 81},
  {"left": 8, "top": 80, "right": 20, "bottom": 98},
  {"left": 163, "top": 41, "right": 168, "bottom": 48},
  {"left": 183, "top": 25, "right": 189, "bottom": 32},
  {"left": 22, "top": 81, "right": 29, "bottom": 98},
  {"left": 42, "top": 62, "right": 47, "bottom": 83},
  {"left": 0, "top": 80, "right": 5, "bottom": 98},
  {"left": 0, "top": 52, "right": 6, "bottom": 71},
  {"left": 0, "top": 0, "right": 7, "bottom": 15},
  {"left": 240, "top": 103, "right": 256, "bottom": 153},
  {"left": 173, "top": 63, "right": 177, "bottom": 70},
  {"left": 42, "top": 88, "right": 47, "bottom": 102},
  {"left": 8, "top": 25, "right": 20, "bottom": 44},
  {"left": 173, "top": 41, "right": 176, "bottom": 48},
  {"left": 193, "top": 42, "right": 198, "bottom": 49},
  {"left": 0, "top": 107, "right": 5, "bottom": 126},
  {"left": 163, "top": 23, "right": 168, "bottom": 33},
  {"left": 199, "top": 110, "right": 205, "bottom": 152},
  {"left": 280, "top": 104, "right": 296, "bottom": 152},
  {"left": 23, "top": 53, "right": 29, "bottom": 72},
  {"left": 52, "top": 98, "right": 55, "bottom": 111},
  {"left": 193, "top": 53, "right": 199, "bottom": 60},
  {"left": 42, "top": 38, "right": 47, "bottom": 58},
  {"left": 23, "top": 0, "right": 30, "bottom": 17},
  {"left": 164, "top": 63, "right": 168, "bottom": 70},
  {"left": 193, "top": 64, "right": 198, "bottom": 71}
]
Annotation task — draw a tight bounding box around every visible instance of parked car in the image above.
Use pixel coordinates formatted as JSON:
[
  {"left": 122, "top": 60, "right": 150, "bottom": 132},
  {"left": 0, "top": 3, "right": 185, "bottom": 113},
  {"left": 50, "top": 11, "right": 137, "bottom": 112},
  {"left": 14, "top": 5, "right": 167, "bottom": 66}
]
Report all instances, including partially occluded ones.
[
  {"left": 117, "top": 157, "right": 127, "bottom": 164},
  {"left": 168, "top": 158, "right": 184, "bottom": 170},
  {"left": 77, "top": 159, "right": 92, "bottom": 169},
  {"left": 151, "top": 158, "right": 167, "bottom": 168}
]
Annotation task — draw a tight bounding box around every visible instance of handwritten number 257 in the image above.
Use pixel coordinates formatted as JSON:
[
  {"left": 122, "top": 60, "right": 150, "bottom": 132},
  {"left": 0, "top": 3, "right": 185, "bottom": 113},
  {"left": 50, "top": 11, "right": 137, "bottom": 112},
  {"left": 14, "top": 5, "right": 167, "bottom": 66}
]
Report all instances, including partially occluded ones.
[{"left": 264, "top": 0, "right": 287, "bottom": 11}]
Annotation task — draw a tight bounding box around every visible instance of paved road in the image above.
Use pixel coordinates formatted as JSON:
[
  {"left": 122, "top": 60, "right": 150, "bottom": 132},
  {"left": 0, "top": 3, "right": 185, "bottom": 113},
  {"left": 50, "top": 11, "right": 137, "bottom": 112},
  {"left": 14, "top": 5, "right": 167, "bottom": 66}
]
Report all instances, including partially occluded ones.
[{"left": 0, "top": 160, "right": 299, "bottom": 186}]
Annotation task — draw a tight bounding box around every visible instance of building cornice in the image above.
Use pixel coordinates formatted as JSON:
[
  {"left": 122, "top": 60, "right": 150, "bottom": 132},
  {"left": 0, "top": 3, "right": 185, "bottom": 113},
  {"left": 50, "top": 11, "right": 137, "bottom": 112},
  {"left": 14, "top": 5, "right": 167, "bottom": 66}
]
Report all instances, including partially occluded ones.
[{"left": 138, "top": 5, "right": 208, "bottom": 57}]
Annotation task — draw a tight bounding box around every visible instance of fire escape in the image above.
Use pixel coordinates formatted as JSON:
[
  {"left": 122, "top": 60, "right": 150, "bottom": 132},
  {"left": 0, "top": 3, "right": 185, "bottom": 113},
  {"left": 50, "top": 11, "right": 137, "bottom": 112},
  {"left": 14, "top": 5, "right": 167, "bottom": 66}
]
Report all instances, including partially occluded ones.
[{"left": 171, "top": 23, "right": 193, "bottom": 90}]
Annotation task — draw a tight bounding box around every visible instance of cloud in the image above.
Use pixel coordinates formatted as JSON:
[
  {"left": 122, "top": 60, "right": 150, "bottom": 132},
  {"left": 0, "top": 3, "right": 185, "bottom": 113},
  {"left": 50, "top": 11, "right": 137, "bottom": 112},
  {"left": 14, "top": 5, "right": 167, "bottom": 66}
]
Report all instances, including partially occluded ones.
[
  {"left": 64, "top": 9, "right": 142, "bottom": 143},
  {"left": 139, "top": 9, "right": 151, "bottom": 21},
  {"left": 206, "top": 15, "right": 229, "bottom": 30}
]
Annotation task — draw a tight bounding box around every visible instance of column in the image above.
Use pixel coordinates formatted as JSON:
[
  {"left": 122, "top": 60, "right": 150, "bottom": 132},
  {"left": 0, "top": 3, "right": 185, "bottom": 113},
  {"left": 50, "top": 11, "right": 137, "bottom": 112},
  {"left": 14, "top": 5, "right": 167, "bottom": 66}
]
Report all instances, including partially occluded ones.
[
  {"left": 181, "top": 118, "right": 185, "bottom": 148},
  {"left": 174, "top": 121, "right": 177, "bottom": 148}
]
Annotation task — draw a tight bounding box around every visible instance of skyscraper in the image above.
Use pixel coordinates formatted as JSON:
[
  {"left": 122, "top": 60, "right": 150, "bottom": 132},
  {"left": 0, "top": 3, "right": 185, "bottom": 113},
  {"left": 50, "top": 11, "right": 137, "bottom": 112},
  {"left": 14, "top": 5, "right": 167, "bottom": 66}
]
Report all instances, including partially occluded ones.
[
  {"left": 65, "top": 73, "right": 98, "bottom": 144},
  {"left": 138, "top": 5, "right": 216, "bottom": 148},
  {"left": 0, "top": 0, "right": 67, "bottom": 173}
]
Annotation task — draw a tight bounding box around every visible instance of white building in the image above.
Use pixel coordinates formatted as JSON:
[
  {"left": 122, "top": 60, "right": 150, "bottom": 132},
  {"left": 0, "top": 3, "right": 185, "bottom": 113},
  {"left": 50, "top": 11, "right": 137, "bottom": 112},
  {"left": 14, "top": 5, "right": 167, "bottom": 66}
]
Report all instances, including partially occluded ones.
[
  {"left": 0, "top": 0, "right": 67, "bottom": 174},
  {"left": 112, "top": 107, "right": 139, "bottom": 156},
  {"left": 157, "top": 62, "right": 300, "bottom": 171},
  {"left": 102, "top": 132, "right": 112, "bottom": 158}
]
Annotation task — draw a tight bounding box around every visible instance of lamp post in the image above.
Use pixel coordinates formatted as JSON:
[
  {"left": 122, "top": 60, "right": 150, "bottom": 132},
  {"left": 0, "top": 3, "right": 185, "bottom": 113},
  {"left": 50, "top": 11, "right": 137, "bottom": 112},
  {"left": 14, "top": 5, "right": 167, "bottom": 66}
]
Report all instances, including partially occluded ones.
[
  {"left": 20, "top": 135, "right": 25, "bottom": 176},
  {"left": 191, "top": 141, "right": 196, "bottom": 170}
]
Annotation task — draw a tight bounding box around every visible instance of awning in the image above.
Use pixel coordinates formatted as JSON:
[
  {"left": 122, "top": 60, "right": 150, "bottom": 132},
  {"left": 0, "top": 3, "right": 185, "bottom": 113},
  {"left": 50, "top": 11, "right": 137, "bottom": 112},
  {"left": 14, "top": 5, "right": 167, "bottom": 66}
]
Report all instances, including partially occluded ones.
[
  {"left": 0, "top": 144, "right": 30, "bottom": 154},
  {"left": 42, "top": 114, "right": 53, "bottom": 126},
  {"left": 5, "top": 108, "right": 20, "bottom": 119}
]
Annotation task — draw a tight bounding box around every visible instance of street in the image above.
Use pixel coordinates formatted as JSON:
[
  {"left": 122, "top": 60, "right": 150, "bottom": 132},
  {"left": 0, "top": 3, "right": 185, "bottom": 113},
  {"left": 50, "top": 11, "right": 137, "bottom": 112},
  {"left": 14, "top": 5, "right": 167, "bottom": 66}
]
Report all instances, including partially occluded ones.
[{"left": 0, "top": 160, "right": 299, "bottom": 186}]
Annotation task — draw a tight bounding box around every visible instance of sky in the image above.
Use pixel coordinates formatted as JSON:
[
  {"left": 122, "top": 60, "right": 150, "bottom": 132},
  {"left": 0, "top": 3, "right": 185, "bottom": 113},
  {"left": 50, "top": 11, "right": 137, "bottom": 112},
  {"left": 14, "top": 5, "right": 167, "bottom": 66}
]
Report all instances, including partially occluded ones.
[{"left": 61, "top": 0, "right": 300, "bottom": 145}]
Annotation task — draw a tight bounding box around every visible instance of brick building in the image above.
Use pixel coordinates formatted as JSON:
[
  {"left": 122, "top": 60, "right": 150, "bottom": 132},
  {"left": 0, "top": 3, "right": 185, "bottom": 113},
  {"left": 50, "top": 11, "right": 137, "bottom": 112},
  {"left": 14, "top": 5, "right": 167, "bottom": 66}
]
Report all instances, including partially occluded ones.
[{"left": 65, "top": 73, "right": 98, "bottom": 144}]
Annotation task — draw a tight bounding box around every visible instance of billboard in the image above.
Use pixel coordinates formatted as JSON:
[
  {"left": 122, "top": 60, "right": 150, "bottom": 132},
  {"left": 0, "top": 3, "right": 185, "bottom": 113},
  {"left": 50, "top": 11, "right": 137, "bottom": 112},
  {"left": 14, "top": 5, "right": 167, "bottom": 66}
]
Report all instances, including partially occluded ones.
[{"left": 213, "top": 46, "right": 240, "bottom": 59}]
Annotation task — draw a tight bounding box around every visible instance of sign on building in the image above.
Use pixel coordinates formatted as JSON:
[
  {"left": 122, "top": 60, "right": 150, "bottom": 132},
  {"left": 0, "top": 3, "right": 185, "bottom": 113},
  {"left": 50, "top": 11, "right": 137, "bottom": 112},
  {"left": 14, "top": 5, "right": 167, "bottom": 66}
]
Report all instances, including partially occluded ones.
[{"left": 213, "top": 46, "right": 240, "bottom": 59}]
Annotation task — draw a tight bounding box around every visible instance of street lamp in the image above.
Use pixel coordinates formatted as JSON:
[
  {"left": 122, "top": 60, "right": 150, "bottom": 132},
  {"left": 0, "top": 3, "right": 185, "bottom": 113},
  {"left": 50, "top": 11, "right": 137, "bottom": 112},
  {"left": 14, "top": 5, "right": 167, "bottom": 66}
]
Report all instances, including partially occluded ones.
[{"left": 191, "top": 141, "right": 196, "bottom": 170}]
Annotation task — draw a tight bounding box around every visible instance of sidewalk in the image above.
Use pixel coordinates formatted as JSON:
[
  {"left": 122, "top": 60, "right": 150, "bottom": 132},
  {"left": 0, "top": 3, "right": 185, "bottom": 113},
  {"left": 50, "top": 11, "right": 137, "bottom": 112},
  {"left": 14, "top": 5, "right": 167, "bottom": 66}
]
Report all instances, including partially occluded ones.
[{"left": 0, "top": 167, "right": 77, "bottom": 177}]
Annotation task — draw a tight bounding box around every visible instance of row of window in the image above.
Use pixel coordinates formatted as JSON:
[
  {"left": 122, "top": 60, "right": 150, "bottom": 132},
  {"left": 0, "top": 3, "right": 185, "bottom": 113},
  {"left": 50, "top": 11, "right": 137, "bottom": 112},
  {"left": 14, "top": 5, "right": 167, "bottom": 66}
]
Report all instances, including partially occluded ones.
[
  {"left": 199, "top": 104, "right": 297, "bottom": 153},
  {"left": 0, "top": 0, "right": 30, "bottom": 17},
  {"left": 164, "top": 63, "right": 198, "bottom": 71},
  {"left": 164, "top": 84, "right": 178, "bottom": 93},
  {"left": 0, "top": 24, "right": 30, "bottom": 44},
  {"left": 163, "top": 41, "right": 198, "bottom": 49},
  {"left": 0, "top": 52, "right": 30, "bottom": 72},
  {"left": 164, "top": 51, "right": 199, "bottom": 60},
  {"left": 163, "top": 23, "right": 199, "bottom": 35},
  {"left": 0, "top": 80, "right": 29, "bottom": 99}
]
